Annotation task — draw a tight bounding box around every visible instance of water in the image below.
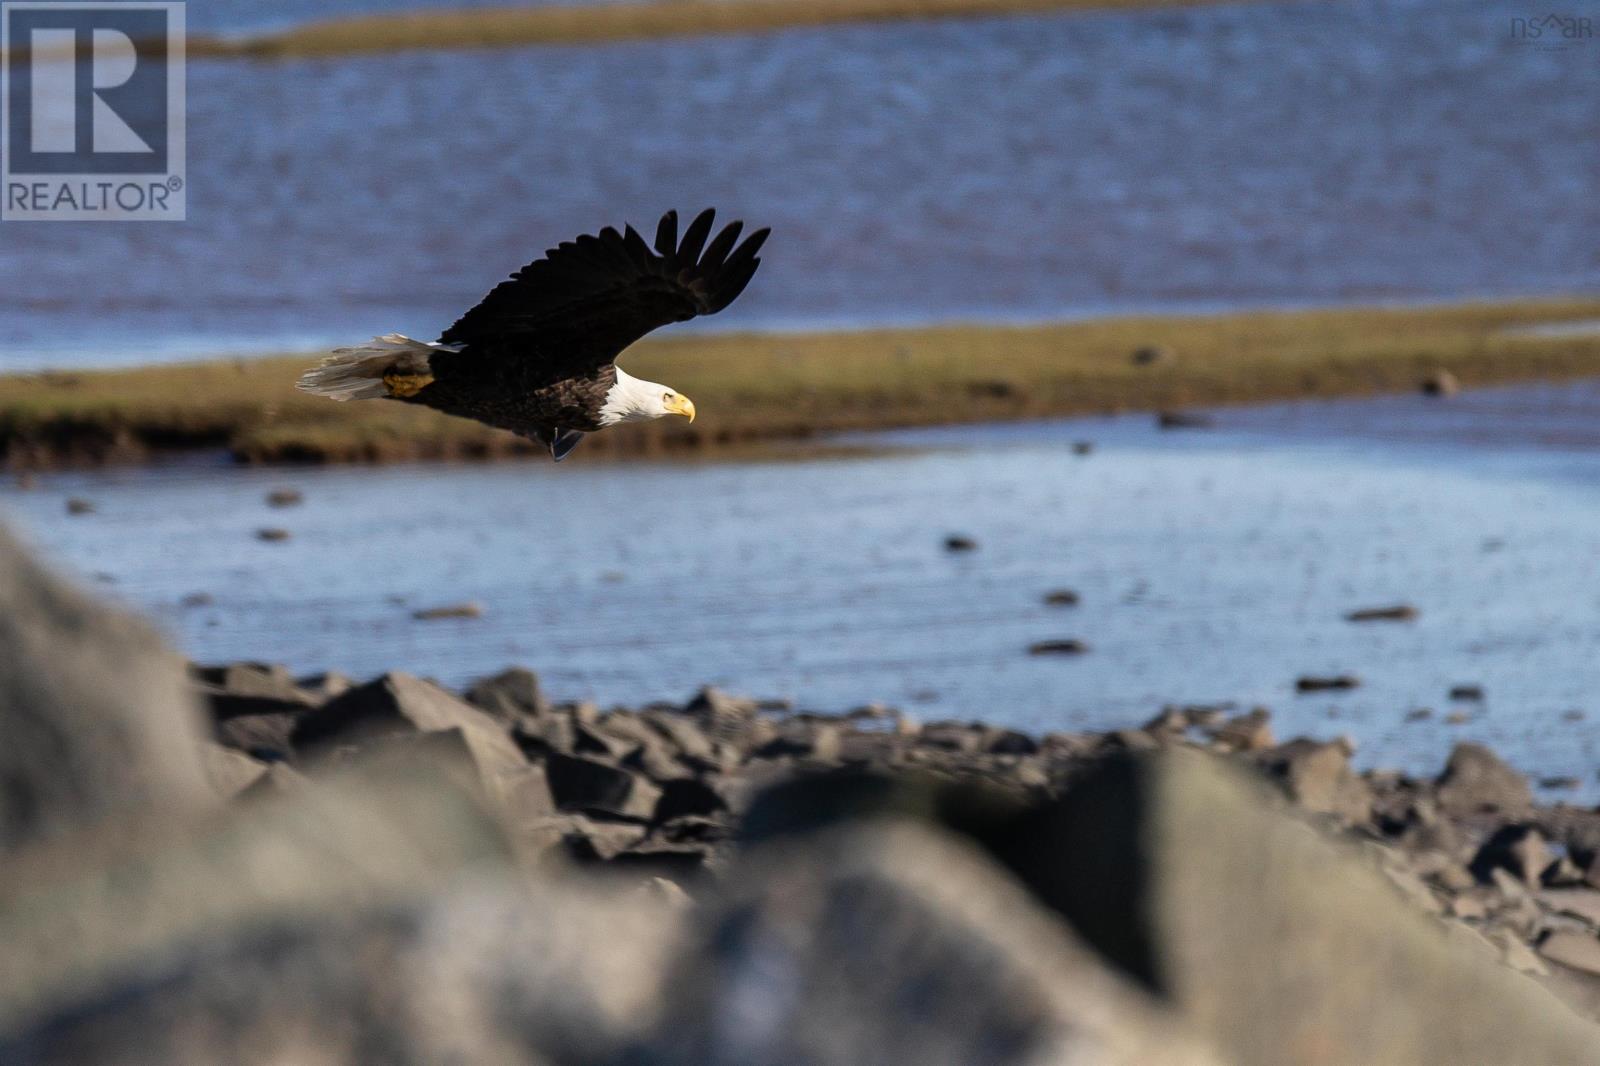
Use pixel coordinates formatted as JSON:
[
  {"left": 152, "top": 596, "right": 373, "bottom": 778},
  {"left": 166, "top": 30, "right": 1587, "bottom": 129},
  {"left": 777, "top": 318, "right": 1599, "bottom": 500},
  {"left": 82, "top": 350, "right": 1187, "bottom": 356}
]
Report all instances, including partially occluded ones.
[
  {"left": 7, "top": 380, "right": 1600, "bottom": 791},
  {"left": 6, "top": 0, "right": 1599, "bottom": 366}
]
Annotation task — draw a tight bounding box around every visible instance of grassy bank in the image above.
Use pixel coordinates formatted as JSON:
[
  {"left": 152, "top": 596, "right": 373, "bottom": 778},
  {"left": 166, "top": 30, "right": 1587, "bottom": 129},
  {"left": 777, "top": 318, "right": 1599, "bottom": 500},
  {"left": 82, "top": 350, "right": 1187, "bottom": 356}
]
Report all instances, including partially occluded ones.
[
  {"left": 5, "top": 298, "right": 1600, "bottom": 469},
  {"left": 180, "top": 0, "right": 1238, "bottom": 59}
]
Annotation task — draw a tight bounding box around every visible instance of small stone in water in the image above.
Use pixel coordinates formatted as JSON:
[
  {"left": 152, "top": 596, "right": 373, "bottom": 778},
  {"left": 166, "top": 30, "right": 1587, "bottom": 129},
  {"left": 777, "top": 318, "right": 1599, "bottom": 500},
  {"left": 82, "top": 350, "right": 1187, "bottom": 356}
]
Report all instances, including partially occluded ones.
[{"left": 412, "top": 602, "right": 483, "bottom": 621}]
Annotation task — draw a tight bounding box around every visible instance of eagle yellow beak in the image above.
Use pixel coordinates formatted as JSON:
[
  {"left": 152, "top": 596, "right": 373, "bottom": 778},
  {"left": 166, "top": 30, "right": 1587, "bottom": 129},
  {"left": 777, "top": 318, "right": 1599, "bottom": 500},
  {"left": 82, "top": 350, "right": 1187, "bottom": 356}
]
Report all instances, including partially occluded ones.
[{"left": 665, "top": 393, "right": 696, "bottom": 423}]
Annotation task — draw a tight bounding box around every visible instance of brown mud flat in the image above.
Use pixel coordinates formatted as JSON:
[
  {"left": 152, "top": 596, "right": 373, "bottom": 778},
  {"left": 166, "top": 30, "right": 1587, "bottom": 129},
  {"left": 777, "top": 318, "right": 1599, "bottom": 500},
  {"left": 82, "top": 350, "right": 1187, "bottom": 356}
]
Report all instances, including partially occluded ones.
[{"left": 5, "top": 298, "right": 1600, "bottom": 471}]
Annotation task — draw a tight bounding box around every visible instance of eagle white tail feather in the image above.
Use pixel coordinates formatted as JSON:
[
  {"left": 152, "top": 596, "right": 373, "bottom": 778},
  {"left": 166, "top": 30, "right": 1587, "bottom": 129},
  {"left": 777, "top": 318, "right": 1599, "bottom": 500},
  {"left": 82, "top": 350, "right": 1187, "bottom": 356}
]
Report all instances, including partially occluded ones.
[{"left": 296, "top": 333, "right": 460, "bottom": 401}]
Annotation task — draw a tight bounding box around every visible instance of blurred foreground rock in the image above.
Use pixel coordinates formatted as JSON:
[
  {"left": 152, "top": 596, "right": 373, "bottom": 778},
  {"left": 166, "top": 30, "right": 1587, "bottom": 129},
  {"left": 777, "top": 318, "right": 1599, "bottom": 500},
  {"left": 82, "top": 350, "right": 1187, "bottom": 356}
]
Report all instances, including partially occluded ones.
[
  {"left": 0, "top": 525, "right": 209, "bottom": 854},
  {"left": 4, "top": 525, "right": 1600, "bottom": 1063}
]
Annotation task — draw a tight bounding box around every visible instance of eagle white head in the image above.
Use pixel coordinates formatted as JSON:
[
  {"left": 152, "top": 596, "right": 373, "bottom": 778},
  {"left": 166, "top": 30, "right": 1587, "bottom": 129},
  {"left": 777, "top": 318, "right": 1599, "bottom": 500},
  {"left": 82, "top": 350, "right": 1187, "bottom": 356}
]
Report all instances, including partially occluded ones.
[{"left": 598, "top": 366, "right": 696, "bottom": 426}]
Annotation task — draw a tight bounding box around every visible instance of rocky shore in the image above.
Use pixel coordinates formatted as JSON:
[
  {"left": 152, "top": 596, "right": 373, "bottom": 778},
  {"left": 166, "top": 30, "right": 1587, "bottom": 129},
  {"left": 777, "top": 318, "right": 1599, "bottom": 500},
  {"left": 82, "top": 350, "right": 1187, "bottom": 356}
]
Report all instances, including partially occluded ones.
[{"left": 6, "top": 522, "right": 1600, "bottom": 1062}]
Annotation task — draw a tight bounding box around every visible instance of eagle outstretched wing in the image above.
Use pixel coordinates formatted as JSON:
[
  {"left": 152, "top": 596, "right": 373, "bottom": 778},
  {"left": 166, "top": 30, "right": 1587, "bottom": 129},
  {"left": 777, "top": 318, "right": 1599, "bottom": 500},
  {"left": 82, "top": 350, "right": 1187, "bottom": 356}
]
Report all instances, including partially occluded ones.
[{"left": 438, "top": 208, "right": 770, "bottom": 364}]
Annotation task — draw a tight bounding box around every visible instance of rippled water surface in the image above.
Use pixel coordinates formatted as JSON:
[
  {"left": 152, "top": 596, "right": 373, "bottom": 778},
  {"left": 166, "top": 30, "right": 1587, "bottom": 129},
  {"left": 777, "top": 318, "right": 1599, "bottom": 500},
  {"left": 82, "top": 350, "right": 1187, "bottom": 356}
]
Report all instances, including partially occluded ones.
[
  {"left": 8, "top": 381, "right": 1600, "bottom": 790},
  {"left": 5, "top": 0, "right": 1598, "bottom": 365}
]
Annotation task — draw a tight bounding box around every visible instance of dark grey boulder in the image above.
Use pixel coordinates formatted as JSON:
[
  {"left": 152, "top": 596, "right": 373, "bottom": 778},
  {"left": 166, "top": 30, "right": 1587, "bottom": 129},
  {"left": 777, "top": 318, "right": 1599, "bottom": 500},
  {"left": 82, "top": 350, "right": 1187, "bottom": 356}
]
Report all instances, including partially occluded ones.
[
  {"left": 291, "top": 672, "right": 523, "bottom": 771},
  {"left": 1296, "top": 674, "right": 1360, "bottom": 693},
  {"left": 463, "top": 666, "right": 549, "bottom": 724},
  {"left": 654, "top": 778, "right": 729, "bottom": 823},
  {"left": 545, "top": 753, "right": 662, "bottom": 821}
]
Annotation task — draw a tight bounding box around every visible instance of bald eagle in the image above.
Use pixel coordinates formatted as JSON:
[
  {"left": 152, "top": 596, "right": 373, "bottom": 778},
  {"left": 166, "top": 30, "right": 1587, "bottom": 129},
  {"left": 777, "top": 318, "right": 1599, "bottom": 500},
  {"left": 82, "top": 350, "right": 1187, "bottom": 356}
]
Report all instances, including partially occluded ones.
[{"left": 296, "top": 208, "right": 769, "bottom": 461}]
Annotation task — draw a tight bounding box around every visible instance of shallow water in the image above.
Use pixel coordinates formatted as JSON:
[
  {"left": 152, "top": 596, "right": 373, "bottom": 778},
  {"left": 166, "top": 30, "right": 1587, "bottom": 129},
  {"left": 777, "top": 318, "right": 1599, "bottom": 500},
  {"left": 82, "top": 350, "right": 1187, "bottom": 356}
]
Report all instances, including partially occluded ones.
[
  {"left": 5, "top": 0, "right": 1599, "bottom": 365},
  {"left": 7, "top": 381, "right": 1600, "bottom": 792}
]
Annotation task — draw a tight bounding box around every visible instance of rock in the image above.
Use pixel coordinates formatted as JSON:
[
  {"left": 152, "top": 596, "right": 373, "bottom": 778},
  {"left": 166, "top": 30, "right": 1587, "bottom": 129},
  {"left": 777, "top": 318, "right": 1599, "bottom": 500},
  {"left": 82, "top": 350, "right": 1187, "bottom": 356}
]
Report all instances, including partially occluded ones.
[
  {"left": 1489, "top": 928, "right": 1550, "bottom": 976},
  {"left": 1541, "top": 889, "right": 1600, "bottom": 927},
  {"left": 1071, "top": 440, "right": 1095, "bottom": 455},
  {"left": 601, "top": 840, "right": 712, "bottom": 881},
  {"left": 1450, "top": 895, "right": 1488, "bottom": 920},
  {"left": 1449, "top": 683, "right": 1486, "bottom": 701},
  {"left": 657, "top": 819, "right": 1219, "bottom": 1065},
  {"left": 1042, "top": 588, "right": 1080, "bottom": 606},
  {"left": 1345, "top": 604, "right": 1419, "bottom": 623},
  {"left": 1421, "top": 369, "right": 1461, "bottom": 397},
  {"left": 1544, "top": 855, "right": 1586, "bottom": 887},
  {"left": 545, "top": 753, "right": 662, "bottom": 820},
  {"left": 753, "top": 723, "right": 841, "bottom": 762},
  {"left": 654, "top": 778, "right": 729, "bottom": 823},
  {"left": 1445, "top": 711, "right": 1472, "bottom": 725},
  {"left": 255, "top": 527, "right": 291, "bottom": 542},
  {"left": 1540, "top": 776, "right": 1582, "bottom": 792},
  {"left": 1564, "top": 709, "right": 1586, "bottom": 722},
  {"left": 411, "top": 602, "right": 483, "bottom": 620},
  {"left": 1108, "top": 728, "right": 1160, "bottom": 752},
  {"left": 463, "top": 666, "right": 548, "bottom": 723},
  {"left": 623, "top": 738, "right": 692, "bottom": 783},
  {"left": 1406, "top": 708, "right": 1433, "bottom": 722},
  {"left": 683, "top": 686, "right": 760, "bottom": 746},
  {"left": 193, "top": 661, "right": 306, "bottom": 700},
  {"left": 0, "top": 524, "right": 210, "bottom": 854},
  {"left": 1435, "top": 742, "right": 1532, "bottom": 817},
  {"left": 1157, "top": 410, "right": 1212, "bottom": 430},
  {"left": 1022, "top": 750, "right": 1600, "bottom": 1065},
  {"left": 215, "top": 711, "right": 300, "bottom": 762},
  {"left": 197, "top": 743, "right": 269, "bottom": 799},
  {"left": 943, "top": 534, "right": 978, "bottom": 552},
  {"left": 0, "top": 761, "right": 513, "bottom": 1058},
  {"left": 1380, "top": 862, "right": 1443, "bottom": 915},
  {"left": 296, "top": 670, "right": 353, "bottom": 700},
  {"left": 1027, "top": 638, "right": 1089, "bottom": 656},
  {"left": 236, "top": 762, "right": 313, "bottom": 801},
  {"left": 1470, "top": 825, "right": 1550, "bottom": 889},
  {"left": 1144, "top": 707, "right": 1190, "bottom": 735},
  {"left": 291, "top": 672, "right": 524, "bottom": 778},
  {"left": 1295, "top": 674, "right": 1360, "bottom": 693},
  {"left": 1131, "top": 344, "right": 1173, "bottom": 366},
  {"left": 536, "top": 812, "right": 647, "bottom": 861},
  {"left": 1213, "top": 708, "right": 1275, "bottom": 752},
  {"left": 633, "top": 875, "right": 693, "bottom": 909},
  {"left": 64, "top": 497, "right": 94, "bottom": 515},
  {"left": 265, "top": 488, "right": 303, "bottom": 508},
  {"left": 1261, "top": 739, "right": 1372, "bottom": 823},
  {"left": 1539, "top": 930, "right": 1600, "bottom": 977},
  {"left": 643, "top": 710, "right": 720, "bottom": 766},
  {"left": 987, "top": 729, "right": 1039, "bottom": 756},
  {"left": 1491, "top": 867, "right": 1530, "bottom": 901},
  {"left": 573, "top": 719, "right": 639, "bottom": 760},
  {"left": 179, "top": 591, "right": 214, "bottom": 608},
  {"left": 917, "top": 721, "right": 987, "bottom": 754}
]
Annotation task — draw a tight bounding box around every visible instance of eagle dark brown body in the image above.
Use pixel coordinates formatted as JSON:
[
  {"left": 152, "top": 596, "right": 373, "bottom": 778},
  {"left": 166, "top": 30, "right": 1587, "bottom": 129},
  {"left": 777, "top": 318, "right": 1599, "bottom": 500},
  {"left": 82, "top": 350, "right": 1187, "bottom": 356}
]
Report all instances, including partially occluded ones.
[{"left": 298, "top": 208, "right": 770, "bottom": 460}]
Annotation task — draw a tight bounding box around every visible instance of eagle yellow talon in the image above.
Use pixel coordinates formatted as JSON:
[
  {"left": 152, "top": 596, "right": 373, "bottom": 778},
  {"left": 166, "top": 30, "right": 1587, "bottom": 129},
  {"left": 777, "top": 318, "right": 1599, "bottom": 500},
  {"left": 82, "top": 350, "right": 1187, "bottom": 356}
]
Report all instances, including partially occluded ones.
[{"left": 382, "top": 371, "right": 434, "bottom": 398}]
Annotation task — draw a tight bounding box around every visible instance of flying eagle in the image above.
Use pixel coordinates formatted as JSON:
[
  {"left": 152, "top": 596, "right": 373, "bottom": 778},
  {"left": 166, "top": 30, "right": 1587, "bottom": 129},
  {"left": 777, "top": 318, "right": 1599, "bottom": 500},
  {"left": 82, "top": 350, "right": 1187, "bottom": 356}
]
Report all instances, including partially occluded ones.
[{"left": 296, "top": 208, "right": 770, "bottom": 461}]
